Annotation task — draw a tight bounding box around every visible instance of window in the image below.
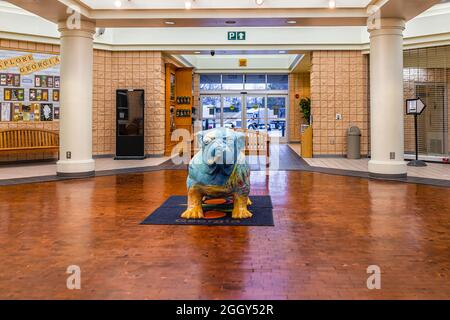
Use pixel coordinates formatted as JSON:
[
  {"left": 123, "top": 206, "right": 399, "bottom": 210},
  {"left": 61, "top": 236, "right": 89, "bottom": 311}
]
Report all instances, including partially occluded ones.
[
  {"left": 245, "top": 74, "right": 266, "bottom": 90},
  {"left": 267, "top": 74, "right": 289, "bottom": 90},
  {"left": 200, "top": 74, "right": 221, "bottom": 91},
  {"left": 222, "top": 74, "right": 244, "bottom": 90}
]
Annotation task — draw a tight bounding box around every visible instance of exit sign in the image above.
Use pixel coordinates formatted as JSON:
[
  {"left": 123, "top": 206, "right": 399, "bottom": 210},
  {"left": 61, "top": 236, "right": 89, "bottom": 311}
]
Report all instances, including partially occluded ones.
[{"left": 228, "top": 31, "right": 246, "bottom": 40}]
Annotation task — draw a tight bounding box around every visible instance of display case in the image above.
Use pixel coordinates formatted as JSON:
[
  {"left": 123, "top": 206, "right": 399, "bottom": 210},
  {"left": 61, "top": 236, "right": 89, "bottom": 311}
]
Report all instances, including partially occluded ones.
[{"left": 115, "top": 89, "right": 145, "bottom": 159}]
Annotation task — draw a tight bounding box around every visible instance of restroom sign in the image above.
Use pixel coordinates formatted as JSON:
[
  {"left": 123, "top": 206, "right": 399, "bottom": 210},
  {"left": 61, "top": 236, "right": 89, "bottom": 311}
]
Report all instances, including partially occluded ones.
[{"left": 228, "top": 31, "right": 246, "bottom": 40}]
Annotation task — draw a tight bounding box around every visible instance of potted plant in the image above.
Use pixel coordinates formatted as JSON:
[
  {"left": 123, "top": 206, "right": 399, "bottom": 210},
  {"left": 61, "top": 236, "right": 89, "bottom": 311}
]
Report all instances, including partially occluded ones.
[{"left": 299, "top": 97, "right": 311, "bottom": 125}]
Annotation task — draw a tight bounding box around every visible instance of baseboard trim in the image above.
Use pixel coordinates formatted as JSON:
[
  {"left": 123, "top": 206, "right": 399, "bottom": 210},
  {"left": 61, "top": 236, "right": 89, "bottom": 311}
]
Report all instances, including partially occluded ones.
[
  {"left": 369, "top": 172, "right": 408, "bottom": 179},
  {"left": 56, "top": 171, "right": 95, "bottom": 178}
]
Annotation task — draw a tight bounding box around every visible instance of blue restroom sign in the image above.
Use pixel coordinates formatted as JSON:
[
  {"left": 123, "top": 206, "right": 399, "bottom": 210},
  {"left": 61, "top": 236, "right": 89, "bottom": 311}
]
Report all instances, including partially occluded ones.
[{"left": 228, "top": 31, "right": 246, "bottom": 40}]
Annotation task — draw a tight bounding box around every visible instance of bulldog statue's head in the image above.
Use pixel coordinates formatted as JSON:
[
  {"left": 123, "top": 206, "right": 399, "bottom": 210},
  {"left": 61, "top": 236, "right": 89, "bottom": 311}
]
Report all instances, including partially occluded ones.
[{"left": 197, "top": 128, "right": 246, "bottom": 167}]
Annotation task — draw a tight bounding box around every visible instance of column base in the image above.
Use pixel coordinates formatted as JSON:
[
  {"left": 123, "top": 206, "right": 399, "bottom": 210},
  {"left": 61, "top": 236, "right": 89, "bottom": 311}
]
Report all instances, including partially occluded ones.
[
  {"left": 368, "top": 160, "right": 407, "bottom": 178},
  {"left": 57, "top": 159, "right": 95, "bottom": 178}
]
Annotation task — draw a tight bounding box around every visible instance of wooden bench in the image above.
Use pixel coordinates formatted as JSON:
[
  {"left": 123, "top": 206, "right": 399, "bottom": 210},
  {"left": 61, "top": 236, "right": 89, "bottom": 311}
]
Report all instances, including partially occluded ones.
[
  {"left": 192, "top": 129, "right": 271, "bottom": 167},
  {"left": 0, "top": 129, "right": 59, "bottom": 157},
  {"left": 235, "top": 129, "right": 271, "bottom": 168}
]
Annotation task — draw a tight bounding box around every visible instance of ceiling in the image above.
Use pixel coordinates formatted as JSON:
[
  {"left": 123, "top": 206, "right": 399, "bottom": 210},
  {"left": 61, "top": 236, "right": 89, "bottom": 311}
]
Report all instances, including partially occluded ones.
[
  {"left": 79, "top": 0, "right": 373, "bottom": 10},
  {"left": 6, "top": 0, "right": 443, "bottom": 28}
]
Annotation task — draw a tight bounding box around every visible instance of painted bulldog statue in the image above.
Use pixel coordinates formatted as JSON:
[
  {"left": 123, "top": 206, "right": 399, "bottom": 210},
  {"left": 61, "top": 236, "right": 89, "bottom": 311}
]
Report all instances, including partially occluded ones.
[{"left": 181, "top": 128, "right": 252, "bottom": 220}]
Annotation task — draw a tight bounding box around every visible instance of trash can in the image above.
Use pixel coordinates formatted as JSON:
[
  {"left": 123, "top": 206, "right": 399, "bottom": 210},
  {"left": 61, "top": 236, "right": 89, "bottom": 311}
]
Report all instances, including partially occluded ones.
[{"left": 347, "top": 126, "right": 361, "bottom": 159}]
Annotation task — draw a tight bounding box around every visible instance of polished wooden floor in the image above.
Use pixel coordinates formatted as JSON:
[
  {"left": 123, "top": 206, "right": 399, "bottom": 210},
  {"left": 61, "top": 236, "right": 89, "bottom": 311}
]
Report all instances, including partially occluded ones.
[{"left": 0, "top": 170, "right": 449, "bottom": 299}]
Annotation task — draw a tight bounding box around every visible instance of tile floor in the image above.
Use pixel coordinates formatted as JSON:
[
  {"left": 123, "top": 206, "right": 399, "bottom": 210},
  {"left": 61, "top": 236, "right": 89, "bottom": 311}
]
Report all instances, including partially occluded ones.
[
  {"left": 0, "top": 157, "right": 170, "bottom": 180},
  {"left": 288, "top": 143, "right": 450, "bottom": 181}
]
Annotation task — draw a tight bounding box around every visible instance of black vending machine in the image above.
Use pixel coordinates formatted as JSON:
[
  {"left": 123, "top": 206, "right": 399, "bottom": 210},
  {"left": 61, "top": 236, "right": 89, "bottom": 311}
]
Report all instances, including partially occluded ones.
[{"left": 115, "top": 89, "right": 145, "bottom": 159}]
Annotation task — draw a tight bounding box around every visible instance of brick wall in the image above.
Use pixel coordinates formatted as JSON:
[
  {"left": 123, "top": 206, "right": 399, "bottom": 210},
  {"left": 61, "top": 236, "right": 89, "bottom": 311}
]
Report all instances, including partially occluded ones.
[{"left": 310, "top": 50, "right": 369, "bottom": 156}]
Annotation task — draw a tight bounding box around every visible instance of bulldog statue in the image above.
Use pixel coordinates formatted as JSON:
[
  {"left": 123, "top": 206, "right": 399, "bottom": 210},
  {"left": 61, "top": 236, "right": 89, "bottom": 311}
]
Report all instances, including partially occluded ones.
[{"left": 181, "top": 128, "right": 252, "bottom": 220}]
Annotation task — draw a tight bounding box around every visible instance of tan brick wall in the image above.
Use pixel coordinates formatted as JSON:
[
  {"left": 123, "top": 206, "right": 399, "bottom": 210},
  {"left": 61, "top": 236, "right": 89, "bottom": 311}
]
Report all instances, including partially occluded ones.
[
  {"left": 288, "top": 72, "right": 310, "bottom": 142},
  {"left": 310, "top": 51, "right": 369, "bottom": 156},
  {"left": 0, "top": 38, "right": 168, "bottom": 161},
  {"left": 93, "top": 50, "right": 166, "bottom": 156}
]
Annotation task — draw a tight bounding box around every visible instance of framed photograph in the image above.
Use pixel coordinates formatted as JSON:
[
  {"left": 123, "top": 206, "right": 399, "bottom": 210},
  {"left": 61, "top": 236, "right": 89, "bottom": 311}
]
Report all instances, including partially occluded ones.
[
  {"left": 1, "top": 102, "right": 11, "bottom": 121},
  {"left": 11, "top": 89, "right": 24, "bottom": 101},
  {"left": 4, "top": 88, "right": 11, "bottom": 101},
  {"left": 36, "top": 89, "right": 42, "bottom": 101},
  {"left": 40, "top": 103, "right": 53, "bottom": 121},
  {"left": 32, "top": 103, "right": 40, "bottom": 121},
  {"left": 6, "top": 74, "right": 14, "bottom": 86},
  {"left": 0, "top": 74, "right": 6, "bottom": 86},
  {"left": 14, "top": 74, "right": 20, "bottom": 87},
  {"left": 41, "top": 76, "right": 47, "bottom": 88},
  {"left": 53, "top": 89, "right": 60, "bottom": 102},
  {"left": 42, "top": 89, "right": 48, "bottom": 101},
  {"left": 12, "top": 103, "right": 22, "bottom": 121},
  {"left": 29, "top": 89, "right": 36, "bottom": 101},
  {"left": 54, "top": 76, "right": 60, "bottom": 88},
  {"left": 22, "top": 104, "right": 31, "bottom": 121},
  {"left": 53, "top": 106, "right": 60, "bottom": 120},
  {"left": 35, "top": 75, "right": 41, "bottom": 87},
  {"left": 47, "top": 76, "right": 54, "bottom": 88}
]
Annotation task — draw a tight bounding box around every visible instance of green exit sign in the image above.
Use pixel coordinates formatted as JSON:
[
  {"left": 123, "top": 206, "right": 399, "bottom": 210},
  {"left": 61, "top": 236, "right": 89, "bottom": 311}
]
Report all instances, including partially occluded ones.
[{"left": 228, "top": 31, "right": 246, "bottom": 41}]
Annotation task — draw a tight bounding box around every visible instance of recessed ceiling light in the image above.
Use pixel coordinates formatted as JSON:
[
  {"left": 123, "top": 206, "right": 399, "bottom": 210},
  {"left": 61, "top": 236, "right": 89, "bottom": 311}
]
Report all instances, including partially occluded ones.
[
  {"left": 194, "top": 51, "right": 201, "bottom": 54},
  {"left": 114, "top": 0, "right": 122, "bottom": 8},
  {"left": 165, "top": 21, "right": 176, "bottom": 25},
  {"left": 286, "top": 20, "right": 297, "bottom": 24},
  {"left": 279, "top": 50, "right": 287, "bottom": 54},
  {"left": 185, "top": 1, "right": 192, "bottom": 10},
  {"left": 255, "top": 0, "right": 264, "bottom": 5},
  {"left": 225, "top": 20, "right": 237, "bottom": 24},
  {"left": 329, "top": 0, "right": 336, "bottom": 9}
]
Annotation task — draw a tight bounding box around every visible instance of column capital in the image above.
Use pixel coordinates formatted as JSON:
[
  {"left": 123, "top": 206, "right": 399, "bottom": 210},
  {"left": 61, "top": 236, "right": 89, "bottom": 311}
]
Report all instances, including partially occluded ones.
[
  {"left": 58, "top": 20, "right": 96, "bottom": 39},
  {"left": 368, "top": 18, "right": 405, "bottom": 36}
]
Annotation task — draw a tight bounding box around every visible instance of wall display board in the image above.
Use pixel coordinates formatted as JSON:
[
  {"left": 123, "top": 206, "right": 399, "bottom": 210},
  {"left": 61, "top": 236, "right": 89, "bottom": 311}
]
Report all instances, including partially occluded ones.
[{"left": 0, "top": 50, "right": 60, "bottom": 122}]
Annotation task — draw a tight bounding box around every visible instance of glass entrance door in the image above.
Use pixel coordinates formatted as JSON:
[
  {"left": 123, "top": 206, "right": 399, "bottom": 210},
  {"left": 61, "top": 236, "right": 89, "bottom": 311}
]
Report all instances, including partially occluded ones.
[
  {"left": 222, "top": 95, "right": 243, "bottom": 129},
  {"left": 200, "top": 93, "right": 288, "bottom": 142}
]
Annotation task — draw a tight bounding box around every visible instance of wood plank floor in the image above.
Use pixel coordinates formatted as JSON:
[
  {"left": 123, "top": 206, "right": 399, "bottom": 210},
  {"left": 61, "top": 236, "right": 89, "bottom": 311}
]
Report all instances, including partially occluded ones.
[{"left": 0, "top": 170, "right": 449, "bottom": 299}]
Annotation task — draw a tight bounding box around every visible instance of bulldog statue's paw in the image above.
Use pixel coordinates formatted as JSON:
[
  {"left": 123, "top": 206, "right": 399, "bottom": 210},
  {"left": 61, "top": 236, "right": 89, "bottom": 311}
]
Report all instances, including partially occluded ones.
[
  {"left": 232, "top": 206, "right": 253, "bottom": 219},
  {"left": 181, "top": 206, "right": 204, "bottom": 219}
]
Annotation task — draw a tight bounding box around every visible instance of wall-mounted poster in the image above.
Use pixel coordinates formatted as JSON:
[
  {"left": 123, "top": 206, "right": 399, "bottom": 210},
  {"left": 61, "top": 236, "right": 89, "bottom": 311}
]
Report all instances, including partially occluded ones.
[
  {"left": 32, "top": 103, "right": 40, "bottom": 121},
  {"left": 53, "top": 106, "right": 60, "bottom": 120},
  {"left": 53, "top": 89, "right": 59, "bottom": 102},
  {"left": 11, "top": 88, "right": 24, "bottom": 101},
  {"left": 1, "top": 102, "right": 11, "bottom": 121},
  {"left": 12, "top": 103, "right": 22, "bottom": 121},
  {"left": 0, "top": 50, "right": 60, "bottom": 122},
  {"left": 40, "top": 103, "right": 53, "bottom": 121},
  {"left": 34, "top": 74, "right": 41, "bottom": 87},
  {"left": 4, "top": 88, "right": 11, "bottom": 101},
  {"left": 22, "top": 104, "right": 31, "bottom": 121}
]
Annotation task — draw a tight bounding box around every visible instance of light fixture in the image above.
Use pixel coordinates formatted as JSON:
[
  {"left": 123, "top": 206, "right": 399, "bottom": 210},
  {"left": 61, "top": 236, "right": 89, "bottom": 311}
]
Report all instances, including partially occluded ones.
[
  {"left": 279, "top": 50, "right": 287, "bottom": 54},
  {"left": 329, "top": 0, "right": 336, "bottom": 9},
  {"left": 165, "top": 21, "right": 176, "bottom": 25},
  {"left": 255, "top": 0, "right": 264, "bottom": 5},
  {"left": 194, "top": 51, "right": 201, "bottom": 54},
  {"left": 286, "top": 20, "right": 297, "bottom": 24},
  {"left": 114, "top": 0, "right": 122, "bottom": 8},
  {"left": 185, "top": 1, "right": 193, "bottom": 9}
]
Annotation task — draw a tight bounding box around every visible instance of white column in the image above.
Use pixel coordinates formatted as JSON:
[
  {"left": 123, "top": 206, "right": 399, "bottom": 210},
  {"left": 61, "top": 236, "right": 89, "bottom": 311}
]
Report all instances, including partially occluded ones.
[
  {"left": 57, "top": 20, "right": 96, "bottom": 177},
  {"left": 368, "top": 18, "right": 407, "bottom": 177}
]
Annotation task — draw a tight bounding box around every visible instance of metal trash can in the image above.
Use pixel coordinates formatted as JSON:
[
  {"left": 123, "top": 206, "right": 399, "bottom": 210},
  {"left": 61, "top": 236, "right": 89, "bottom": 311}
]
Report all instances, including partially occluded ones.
[{"left": 347, "top": 126, "right": 361, "bottom": 159}]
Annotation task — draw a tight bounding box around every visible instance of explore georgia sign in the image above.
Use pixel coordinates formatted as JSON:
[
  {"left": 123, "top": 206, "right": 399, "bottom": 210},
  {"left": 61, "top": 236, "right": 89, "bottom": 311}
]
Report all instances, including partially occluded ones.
[{"left": 0, "top": 53, "right": 60, "bottom": 75}]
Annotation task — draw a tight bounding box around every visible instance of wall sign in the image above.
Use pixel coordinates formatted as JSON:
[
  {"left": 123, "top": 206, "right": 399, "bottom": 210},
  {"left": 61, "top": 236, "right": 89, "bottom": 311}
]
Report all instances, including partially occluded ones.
[{"left": 228, "top": 31, "right": 246, "bottom": 41}]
